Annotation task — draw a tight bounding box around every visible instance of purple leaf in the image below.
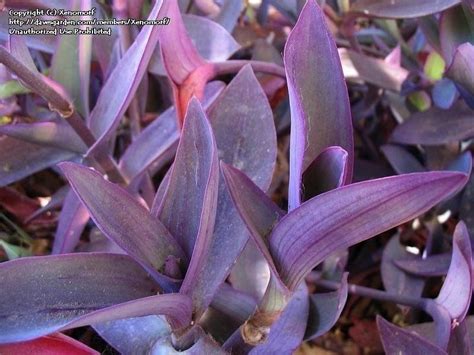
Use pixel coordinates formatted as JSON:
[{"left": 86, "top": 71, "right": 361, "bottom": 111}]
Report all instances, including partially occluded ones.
[
  {"left": 0, "top": 137, "right": 76, "bottom": 187},
  {"left": 390, "top": 102, "right": 474, "bottom": 145},
  {"left": 211, "top": 283, "right": 258, "bottom": 324},
  {"left": 250, "top": 283, "right": 309, "bottom": 354},
  {"left": 446, "top": 43, "right": 474, "bottom": 99},
  {"left": 52, "top": 188, "right": 89, "bottom": 254},
  {"left": 94, "top": 316, "right": 170, "bottom": 355},
  {"left": 302, "top": 146, "right": 349, "bottom": 200},
  {"left": 381, "top": 144, "right": 427, "bottom": 174},
  {"left": 221, "top": 162, "right": 284, "bottom": 267},
  {"left": 87, "top": 0, "right": 164, "bottom": 153},
  {"left": 339, "top": 48, "right": 409, "bottom": 92},
  {"left": 436, "top": 221, "right": 473, "bottom": 322},
  {"left": 305, "top": 273, "right": 348, "bottom": 340},
  {"left": 190, "top": 65, "right": 277, "bottom": 317},
  {"left": 377, "top": 316, "right": 447, "bottom": 354},
  {"left": 59, "top": 162, "right": 186, "bottom": 291},
  {"left": 440, "top": 5, "right": 474, "bottom": 63},
  {"left": 119, "top": 81, "right": 225, "bottom": 182},
  {"left": 394, "top": 252, "right": 451, "bottom": 277},
  {"left": 381, "top": 235, "right": 425, "bottom": 301},
  {"left": 25, "top": 185, "right": 69, "bottom": 223},
  {"left": 156, "top": 98, "right": 219, "bottom": 307},
  {"left": 149, "top": 15, "right": 240, "bottom": 76},
  {"left": 270, "top": 171, "right": 468, "bottom": 290},
  {"left": 0, "top": 119, "right": 87, "bottom": 153},
  {"left": 228, "top": 242, "right": 271, "bottom": 301},
  {"left": 0, "top": 253, "right": 160, "bottom": 343},
  {"left": 350, "top": 0, "right": 460, "bottom": 18},
  {"left": 284, "top": 0, "right": 353, "bottom": 210}
]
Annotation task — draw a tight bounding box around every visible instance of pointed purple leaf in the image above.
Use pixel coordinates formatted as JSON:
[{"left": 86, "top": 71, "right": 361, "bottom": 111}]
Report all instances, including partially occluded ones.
[
  {"left": 221, "top": 162, "right": 284, "bottom": 280},
  {"left": 0, "top": 253, "right": 160, "bottom": 343},
  {"left": 391, "top": 102, "right": 474, "bottom": 145},
  {"left": 190, "top": 65, "right": 277, "bottom": 317},
  {"left": 156, "top": 98, "right": 219, "bottom": 307},
  {"left": 381, "top": 144, "right": 427, "bottom": 174},
  {"left": 270, "top": 171, "right": 469, "bottom": 290},
  {"left": 9, "top": 35, "right": 38, "bottom": 74},
  {"left": 436, "top": 221, "right": 473, "bottom": 322},
  {"left": 302, "top": 146, "right": 349, "bottom": 200},
  {"left": 0, "top": 137, "right": 76, "bottom": 187},
  {"left": 284, "top": 0, "right": 353, "bottom": 210},
  {"left": 305, "top": 273, "right": 348, "bottom": 340},
  {"left": 87, "top": 0, "right": 164, "bottom": 153},
  {"left": 250, "top": 283, "right": 309, "bottom": 354},
  {"left": 394, "top": 252, "right": 451, "bottom": 277},
  {"left": 52, "top": 188, "right": 89, "bottom": 254},
  {"left": 0, "top": 119, "right": 86, "bottom": 153},
  {"left": 59, "top": 162, "right": 186, "bottom": 291},
  {"left": 377, "top": 316, "right": 447, "bottom": 354},
  {"left": 351, "top": 0, "right": 460, "bottom": 18}
]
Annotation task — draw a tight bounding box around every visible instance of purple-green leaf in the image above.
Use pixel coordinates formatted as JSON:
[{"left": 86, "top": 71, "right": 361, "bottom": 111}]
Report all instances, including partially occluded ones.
[
  {"left": 156, "top": 98, "right": 219, "bottom": 308},
  {"left": 59, "top": 162, "right": 186, "bottom": 291},
  {"left": 284, "top": 0, "right": 353, "bottom": 210},
  {"left": 87, "top": 0, "right": 164, "bottom": 153},
  {"left": 270, "top": 171, "right": 469, "bottom": 290},
  {"left": 390, "top": 102, "right": 474, "bottom": 145},
  {"left": 351, "top": 0, "right": 460, "bottom": 19},
  {"left": 377, "top": 316, "right": 447, "bottom": 354}
]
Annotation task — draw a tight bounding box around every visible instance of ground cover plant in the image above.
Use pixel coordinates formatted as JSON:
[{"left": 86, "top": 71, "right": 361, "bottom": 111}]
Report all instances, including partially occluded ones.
[{"left": 0, "top": 0, "right": 473, "bottom": 353}]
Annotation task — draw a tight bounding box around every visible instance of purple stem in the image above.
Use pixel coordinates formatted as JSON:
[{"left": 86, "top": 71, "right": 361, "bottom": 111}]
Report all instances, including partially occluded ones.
[{"left": 308, "top": 272, "right": 427, "bottom": 309}]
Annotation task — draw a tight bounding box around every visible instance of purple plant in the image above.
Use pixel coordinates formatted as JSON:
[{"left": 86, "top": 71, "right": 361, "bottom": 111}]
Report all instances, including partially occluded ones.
[{"left": 0, "top": 0, "right": 473, "bottom": 353}]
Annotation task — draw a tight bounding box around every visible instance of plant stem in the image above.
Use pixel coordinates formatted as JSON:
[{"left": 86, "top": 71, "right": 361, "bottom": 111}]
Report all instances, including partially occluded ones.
[{"left": 308, "top": 272, "right": 426, "bottom": 309}]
